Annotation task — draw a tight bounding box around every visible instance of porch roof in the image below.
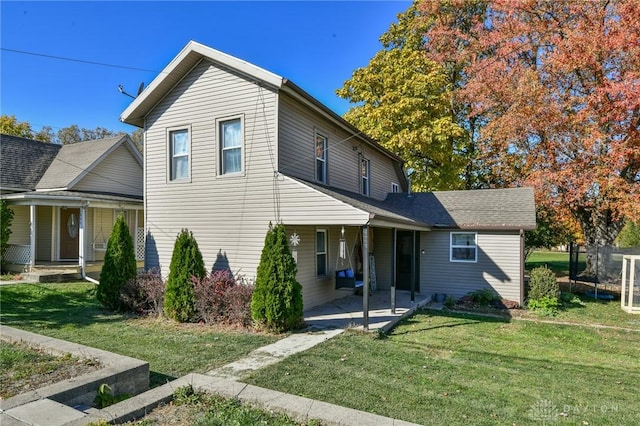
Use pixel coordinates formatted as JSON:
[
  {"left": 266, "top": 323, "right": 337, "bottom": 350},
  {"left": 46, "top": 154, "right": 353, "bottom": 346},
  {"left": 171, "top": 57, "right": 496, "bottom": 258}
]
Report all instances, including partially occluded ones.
[{"left": 1, "top": 190, "right": 142, "bottom": 209}]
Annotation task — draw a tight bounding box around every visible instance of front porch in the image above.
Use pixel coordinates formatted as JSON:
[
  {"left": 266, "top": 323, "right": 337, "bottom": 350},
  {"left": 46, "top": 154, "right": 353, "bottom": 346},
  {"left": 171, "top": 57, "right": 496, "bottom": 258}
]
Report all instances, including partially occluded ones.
[
  {"left": 5, "top": 260, "right": 145, "bottom": 283},
  {"left": 304, "top": 290, "right": 431, "bottom": 332}
]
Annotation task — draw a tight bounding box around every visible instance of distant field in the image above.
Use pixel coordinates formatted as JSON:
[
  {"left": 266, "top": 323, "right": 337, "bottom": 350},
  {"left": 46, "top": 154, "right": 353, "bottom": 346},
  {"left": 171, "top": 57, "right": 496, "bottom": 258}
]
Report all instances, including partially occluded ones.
[{"left": 526, "top": 250, "right": 585, "bottom": 276}]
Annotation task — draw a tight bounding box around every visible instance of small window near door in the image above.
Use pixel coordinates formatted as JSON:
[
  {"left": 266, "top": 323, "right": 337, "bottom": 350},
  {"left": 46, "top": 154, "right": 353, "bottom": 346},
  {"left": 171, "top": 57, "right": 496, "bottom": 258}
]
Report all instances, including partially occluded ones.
[
  {"left": 391, "top": 182, "right": 400, "bottom": 193},
  {"left": 450, "top": 232, "right": 477, "bottom": 262},
  {"left": 316, "top": 229, "right": 327, "bottom": 276}
]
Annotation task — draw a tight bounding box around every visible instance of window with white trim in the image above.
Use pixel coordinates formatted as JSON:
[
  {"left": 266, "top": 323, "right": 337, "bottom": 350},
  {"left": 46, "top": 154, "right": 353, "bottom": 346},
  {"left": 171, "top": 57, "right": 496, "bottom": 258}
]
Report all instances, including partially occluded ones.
[
  {"left": 391, "top": 183, "right": 400, "bottom": 193},
  {"left": 219, "top": 117, "right": 243, "bottom": 175},
  {"left": 360, "top": 158, "right": 370, "bottom": 196},
  {"left": 315, "top": 133, "right": 327, "bottom": 183},
  {"left": 169, "top": 128, "right": 189, "bottom": 181},
  {"left": 316, "top": 229, "right": 327, "bottom": 276},
  {"left": 450, "top": 232, "right": 477, "bottom": 262}
]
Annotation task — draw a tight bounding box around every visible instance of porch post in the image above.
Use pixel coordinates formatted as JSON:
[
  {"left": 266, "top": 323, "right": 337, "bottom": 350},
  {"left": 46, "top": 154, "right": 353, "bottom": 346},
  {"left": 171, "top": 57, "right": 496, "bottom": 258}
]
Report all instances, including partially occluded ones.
[
  {"left": 29, "top": 204, "right": 36, "bottom": 270},
  {"left": 391, "top": 228, "right": 396, "bottom": 314},
  {"left": 362, "top": 224, "right": 370, "bottom": 330},
  {"left": 410, "top": 231, "right": 415, "bottom": 302},
  {"left": 79, "top": 206, "right": 86, "bottom": 274}
]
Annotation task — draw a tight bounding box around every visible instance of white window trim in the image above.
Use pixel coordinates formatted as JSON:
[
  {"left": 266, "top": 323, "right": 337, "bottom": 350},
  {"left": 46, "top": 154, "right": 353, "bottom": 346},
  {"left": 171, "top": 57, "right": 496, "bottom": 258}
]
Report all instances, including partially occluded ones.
[
  {"left": 450, "top": 232, "right": 478, "bottom": 263},
  {"left": 360, "top": 157, "right": 370, "bottom": 196},
  {"left": 216, "top": 115, "right": 245, "bottom": 177},
  {"left": 316, "top": 229, "right": 328, "bottom": 277},
  {"left": 315, "top": 132, "right": 328, "bottom": 184},
  {"left": 391, "top": 182, "right": 400, "bottom": 193},
  {"left": 167, "top": 126, "right": 191, "bottom": 183}
]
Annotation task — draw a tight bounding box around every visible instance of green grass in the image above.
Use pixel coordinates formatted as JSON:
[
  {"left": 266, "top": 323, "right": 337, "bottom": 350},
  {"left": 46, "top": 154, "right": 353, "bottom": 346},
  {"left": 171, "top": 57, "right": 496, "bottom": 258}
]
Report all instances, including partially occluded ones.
[
  {"left": 0, "top": 282, "right": 278, "bottom": 386},
  {"left": 526, "top": 250, "right": 584, "bottom": 276},
  {"left": 245, "top": 309, "right": 640, "bottom": 425}
]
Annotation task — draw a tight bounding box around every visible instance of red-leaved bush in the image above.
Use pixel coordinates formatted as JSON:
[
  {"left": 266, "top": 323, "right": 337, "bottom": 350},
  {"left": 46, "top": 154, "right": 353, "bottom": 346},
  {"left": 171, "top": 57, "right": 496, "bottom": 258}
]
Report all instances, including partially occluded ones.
[
  {"left": 192, "top": 270, "right": 254, "bottom": 326},
  {"left": 119, "top": 268, "right": 165, "bottom": 316}
]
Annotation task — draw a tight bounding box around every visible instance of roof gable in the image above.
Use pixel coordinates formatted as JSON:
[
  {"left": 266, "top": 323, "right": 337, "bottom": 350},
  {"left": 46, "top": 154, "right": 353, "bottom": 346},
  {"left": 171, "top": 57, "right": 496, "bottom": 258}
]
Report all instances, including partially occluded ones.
[
  {"left": 0, "top": 134, "right": 61, "bottom": 191},
  {"left": 35, "top": 135, "right": 139, "bottom": 191}
]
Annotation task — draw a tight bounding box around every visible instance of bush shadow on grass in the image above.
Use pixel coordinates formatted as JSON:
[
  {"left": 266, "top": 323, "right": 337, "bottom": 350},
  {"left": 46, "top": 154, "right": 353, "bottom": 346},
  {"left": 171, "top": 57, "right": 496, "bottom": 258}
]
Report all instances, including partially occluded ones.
[{"left": 0, "top": 283, "right": 127, "bottom": 330}]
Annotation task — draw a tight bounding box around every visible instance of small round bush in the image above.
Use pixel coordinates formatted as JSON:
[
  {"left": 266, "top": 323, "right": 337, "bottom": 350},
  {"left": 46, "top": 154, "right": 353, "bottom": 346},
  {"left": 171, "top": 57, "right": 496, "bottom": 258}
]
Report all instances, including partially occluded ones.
[{"left": 528, "top": 266, "right": 559, "bottom": 301}]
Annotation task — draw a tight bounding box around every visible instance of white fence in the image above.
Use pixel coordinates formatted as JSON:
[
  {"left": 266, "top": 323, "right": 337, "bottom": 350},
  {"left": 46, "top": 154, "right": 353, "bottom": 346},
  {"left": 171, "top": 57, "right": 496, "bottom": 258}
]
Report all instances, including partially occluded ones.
[
  {"left": 621, "top": 255, "right": 640, "bottom": 314},
  {"left": 3, "top": 244, "right": 31, "bottom": 265}
]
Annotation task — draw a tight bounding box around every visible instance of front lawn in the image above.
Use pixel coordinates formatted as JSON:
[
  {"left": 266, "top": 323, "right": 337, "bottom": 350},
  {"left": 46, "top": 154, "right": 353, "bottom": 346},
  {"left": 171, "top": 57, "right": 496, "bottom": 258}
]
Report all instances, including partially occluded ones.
[
  {"left": 0, "top": 282, "right": 278, "bottom": 386},
  {"left": 245, "top": 309, "right": 640, "bottom": 425}
]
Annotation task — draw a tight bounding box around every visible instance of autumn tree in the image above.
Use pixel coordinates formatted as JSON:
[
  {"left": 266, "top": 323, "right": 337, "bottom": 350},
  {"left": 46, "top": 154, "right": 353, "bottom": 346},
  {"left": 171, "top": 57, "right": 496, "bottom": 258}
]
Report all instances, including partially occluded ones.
[
  {"left": 337, "top": 3, "right": 477, "bottom": 191},
  {"left": 56, "top": 125, "right": 123, "bottom": 145},
  {"left": 422, "top": 0, "right": 640, "bottom": 272}
]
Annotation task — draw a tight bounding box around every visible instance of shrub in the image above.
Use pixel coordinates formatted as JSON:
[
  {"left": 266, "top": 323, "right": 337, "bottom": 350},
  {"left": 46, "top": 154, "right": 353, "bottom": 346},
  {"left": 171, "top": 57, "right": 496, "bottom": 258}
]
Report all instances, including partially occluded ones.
[
  {"left": 119, "top": 268, "right": 164, "bottom": 316},
  {"left": 97, "top": 214, "right": 137, "bottom": 311},
  {"left": 223, "top": 277, "right": 254, "bottom": 327},
  {"left": 527, "top": 295, "right": 560, "bottom": 316},
  {"left": 0, "top": 200, "right": 14, "bottom": 272},
  {"left": 468, "top": 288, "right": 498, "bottom": 305},
  {"left": 164, "top": 229, "right": 205, "bottom": 322},
  {"left": 528, "top": 266, "right": 559, "bottom": 301},
  {"left": 251, "top": 223, "right": 303, "bottom": 332},
  {"left": 193, "top": 269, "right": 236, "bottom": 323}
]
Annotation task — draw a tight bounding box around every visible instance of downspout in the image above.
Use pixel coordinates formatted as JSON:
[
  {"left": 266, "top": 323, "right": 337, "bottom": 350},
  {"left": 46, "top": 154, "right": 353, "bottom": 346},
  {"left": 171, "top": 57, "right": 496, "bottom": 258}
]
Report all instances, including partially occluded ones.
[
  {"left": 80, "top": 203, "right": 99, "bottom": 285},
  {"left": 519, "top": 228, "right": 524, "bottom": 306},
  {"left": 29, "top": 204, "right": 36, "bottom": 272}
]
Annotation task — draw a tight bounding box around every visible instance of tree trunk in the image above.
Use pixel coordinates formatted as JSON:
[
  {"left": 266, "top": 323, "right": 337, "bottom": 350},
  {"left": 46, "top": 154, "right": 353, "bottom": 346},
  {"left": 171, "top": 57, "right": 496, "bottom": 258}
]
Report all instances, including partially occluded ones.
[{"left": 575, "top": 206, "right": 625, "bottom": 281}]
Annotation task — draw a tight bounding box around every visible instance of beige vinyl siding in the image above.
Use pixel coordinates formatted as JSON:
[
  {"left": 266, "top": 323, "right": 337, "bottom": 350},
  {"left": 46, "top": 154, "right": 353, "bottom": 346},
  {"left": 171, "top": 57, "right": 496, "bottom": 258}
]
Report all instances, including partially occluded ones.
[
  {"left": 420, "top": 230, "right": 522, "bottom": 302},
  {"left": 36, "top": 206, "right": 52, "bottom": 261},
  {"left": 144, "top": 59, "right": 280, "bottom": 277},
  {"left": 7, "top": 205, "right": 29, "bottom": 245},
  {"left": 372, "top": 227, "right": 392, "bottom": 291},
  {"left": 73, "top": 145, "right": 143, "bottom": 197},
  {"left": 91, "top": 208, "right": 113, "bottom": 261},
  {"left": 278, "top": 94, "right": 403, "bottom": 200}
]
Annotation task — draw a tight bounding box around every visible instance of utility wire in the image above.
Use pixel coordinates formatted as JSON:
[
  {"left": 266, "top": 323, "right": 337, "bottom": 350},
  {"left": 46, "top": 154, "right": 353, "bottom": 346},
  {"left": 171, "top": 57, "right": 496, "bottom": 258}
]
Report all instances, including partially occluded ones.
[{"left": 1, "top": 47, "right": 160, "bottom": 73}]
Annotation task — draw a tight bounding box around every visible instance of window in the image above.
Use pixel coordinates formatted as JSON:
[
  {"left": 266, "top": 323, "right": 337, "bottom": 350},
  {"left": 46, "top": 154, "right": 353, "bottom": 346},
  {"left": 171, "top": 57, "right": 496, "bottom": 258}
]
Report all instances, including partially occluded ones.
[
  {"left": 315, "top": 133, "right": 327, "bottom": 183},
  {"left": 391, "top": 183, "right": 400, "bottom": 193},
  {"left": 169, "top": 129, "right": 189, "bottom": 181},
  {"left": 220, "top": 118, "right": 243, "bottom": 175},
  {"left": 316, "top": 229, "right": 327, "bottom": 276},
  {"left": 360, "top": 158, "right": 370, "bottom": 196},
  {"left": 450, "top": 232, "right": 477, "bottom": 262}
]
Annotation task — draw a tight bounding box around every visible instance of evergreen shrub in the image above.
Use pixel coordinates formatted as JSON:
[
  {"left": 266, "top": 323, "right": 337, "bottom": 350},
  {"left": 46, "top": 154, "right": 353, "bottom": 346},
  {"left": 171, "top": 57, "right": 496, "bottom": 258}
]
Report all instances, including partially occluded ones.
[
  {"left": 164, "top": 229, "right": 205, "bottom": 322},
  {"left": 251, "top": 223, "right": 303, "bottom": 332},
  {"left": 97, "top": 214, "right": 137, "bottom": 310}
]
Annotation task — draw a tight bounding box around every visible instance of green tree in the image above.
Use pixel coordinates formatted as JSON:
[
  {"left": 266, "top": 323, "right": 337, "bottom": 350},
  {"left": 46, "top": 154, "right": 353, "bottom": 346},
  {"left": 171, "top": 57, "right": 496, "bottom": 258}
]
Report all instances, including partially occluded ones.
[
  {"left": 164, "top": 229, "right": 206, "bottom": 322},
  {"left": 337, "top": 2, "right": 476, "bottom": 191},
  {"left": 1, "top": 114, "right": 53, "bottom": 142},
  {"left": 1, "top": 200, "right": 15, "bottom": 271},
  {"left": 616, "top": 221, "right": 640, "bottom": 248},
  {"left": 97, "top": 214, "right": 137, "bottom": 310},
  {"left": 525, "top": 206, "right": 574, "bottom": 259},
  {"left": 251, "top": 223, "right": 303, "bottom": 332}
]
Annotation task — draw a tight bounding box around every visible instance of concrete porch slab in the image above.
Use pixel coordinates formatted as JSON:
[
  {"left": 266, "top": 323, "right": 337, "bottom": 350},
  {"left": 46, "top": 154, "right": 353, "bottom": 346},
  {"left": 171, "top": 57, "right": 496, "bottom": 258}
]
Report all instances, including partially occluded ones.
[{"left": 303, "top": 290, "right": 430, "bottom": 332}]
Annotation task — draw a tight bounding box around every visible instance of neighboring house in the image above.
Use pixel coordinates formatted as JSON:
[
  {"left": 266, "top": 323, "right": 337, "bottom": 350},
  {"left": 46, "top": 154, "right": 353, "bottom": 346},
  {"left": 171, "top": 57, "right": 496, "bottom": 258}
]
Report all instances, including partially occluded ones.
[
  {"left": 120, "top": 41, "right": 535, "bottom": 308},
  {"left": 0, "top": 134, "right": 144, "bottom": 273}
]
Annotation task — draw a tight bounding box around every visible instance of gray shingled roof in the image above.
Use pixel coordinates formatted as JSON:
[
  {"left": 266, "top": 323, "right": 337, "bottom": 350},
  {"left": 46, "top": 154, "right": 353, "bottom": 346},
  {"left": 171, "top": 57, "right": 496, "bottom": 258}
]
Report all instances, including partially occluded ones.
[
  {"left": 386, "top": 187, "right": 536, "bottom": 230},
  {"left": 35, "top": 135, "right": 127, "bottom": 190},
  {"left": 0, "top": 134, "right": 61, "bottom": 191}
]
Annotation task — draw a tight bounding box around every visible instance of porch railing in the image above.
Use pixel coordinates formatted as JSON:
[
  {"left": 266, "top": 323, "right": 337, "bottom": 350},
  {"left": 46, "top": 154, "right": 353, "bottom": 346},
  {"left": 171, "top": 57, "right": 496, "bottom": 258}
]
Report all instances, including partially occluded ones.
[
  {"left": 3, "top": 244, "right": 31, "bottom": 265},
  {"left": 135, "top": 228, "right": 145, "bottom": 261}
]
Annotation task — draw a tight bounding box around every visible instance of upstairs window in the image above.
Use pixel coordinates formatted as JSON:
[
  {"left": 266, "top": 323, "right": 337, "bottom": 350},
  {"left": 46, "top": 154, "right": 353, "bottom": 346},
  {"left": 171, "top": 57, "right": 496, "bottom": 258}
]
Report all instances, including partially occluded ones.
[
  {"left": 315, "top": 133, "right": 327, "bottom": 184},
  {"left": 450, "top": 232, "right": 477, "bottom": 262},
  {"left": 169, "top": 128, "right": 189, "bottom": 181},
  {"left": 360, "top": 158, "right": 370, "bottom": 196},
  {"left": 220, "top": 118, "right": 243, "bottom": 175}
]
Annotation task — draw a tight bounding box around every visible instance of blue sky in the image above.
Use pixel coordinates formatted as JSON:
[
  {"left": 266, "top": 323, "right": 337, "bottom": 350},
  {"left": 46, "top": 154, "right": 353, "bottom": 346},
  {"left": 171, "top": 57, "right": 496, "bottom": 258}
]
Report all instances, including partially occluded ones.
[{"left": 1, "top": 1, "right": 411, "bottom": 135}]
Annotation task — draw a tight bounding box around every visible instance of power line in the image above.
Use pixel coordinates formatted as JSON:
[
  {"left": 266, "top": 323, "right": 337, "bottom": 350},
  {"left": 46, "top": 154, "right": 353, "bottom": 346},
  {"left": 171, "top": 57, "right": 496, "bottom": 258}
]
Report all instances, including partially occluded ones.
[{"left": 1, "top": 47, "right": 159, "bottom": 73}]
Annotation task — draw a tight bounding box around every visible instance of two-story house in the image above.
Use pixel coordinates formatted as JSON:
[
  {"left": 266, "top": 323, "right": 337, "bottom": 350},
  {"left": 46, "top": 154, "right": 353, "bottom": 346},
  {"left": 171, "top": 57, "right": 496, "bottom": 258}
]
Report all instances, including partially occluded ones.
[{"left": 121, "top": 41, "right": 535, "bottom": 310}]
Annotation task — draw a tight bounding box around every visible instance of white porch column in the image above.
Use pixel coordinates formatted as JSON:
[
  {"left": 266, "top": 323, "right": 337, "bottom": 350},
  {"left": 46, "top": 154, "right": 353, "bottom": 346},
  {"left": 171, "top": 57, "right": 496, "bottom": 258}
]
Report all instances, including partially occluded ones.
[
  {"left": 79, "top": 205, "right": 86, "bottom": 273},
  {"left": 391, "top": 228, "right": 397, "bottom": 314},
  {"left": 29, "top": 204, "right": 36, "bottom": 270}
]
